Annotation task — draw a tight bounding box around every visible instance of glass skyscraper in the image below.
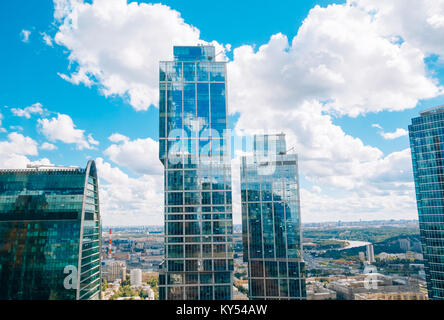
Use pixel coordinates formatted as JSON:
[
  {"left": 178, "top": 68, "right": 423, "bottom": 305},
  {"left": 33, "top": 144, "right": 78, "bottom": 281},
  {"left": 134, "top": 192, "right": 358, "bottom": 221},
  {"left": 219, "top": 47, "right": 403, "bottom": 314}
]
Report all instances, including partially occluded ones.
[
  {"left": 241, "top": 134, "right": 306, "bottom": 299},
  {"left": 409, "top": 106, "right": 444, "bottom": 300},
  {"left": 158, "top": 46, "right": 234, "bottom": 300},
  {"left": 0, "top": 161, "right": 102, "bottom": 300}
]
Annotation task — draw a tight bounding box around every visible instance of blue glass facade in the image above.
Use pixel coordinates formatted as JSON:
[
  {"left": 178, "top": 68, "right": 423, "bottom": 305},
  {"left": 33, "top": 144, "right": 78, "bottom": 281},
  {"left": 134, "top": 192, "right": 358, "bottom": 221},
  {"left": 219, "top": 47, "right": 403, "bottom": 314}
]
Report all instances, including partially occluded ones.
[
  {"left": 0, "top": 161, "right": 101, "bottom": 300},
  {"left": 241, "top": 134, "right": 306, "bottom": 299},
  {"left": 158, "top": 46, "right": 234, "bottom": 300},
  {"left": 409, "top": 106, "right": 444, "bottom": 300}
]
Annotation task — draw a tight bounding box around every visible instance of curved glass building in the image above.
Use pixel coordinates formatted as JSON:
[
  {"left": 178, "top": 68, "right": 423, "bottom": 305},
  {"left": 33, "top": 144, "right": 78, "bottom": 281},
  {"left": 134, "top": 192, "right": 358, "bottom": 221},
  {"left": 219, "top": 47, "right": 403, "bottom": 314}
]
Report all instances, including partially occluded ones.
[
  {"left": 0, "top": 160, "right": 102, "bottom": 300},
  {"left": 409, "top": 106, "right": 444, "bottom": 300},
  {"left": 241, "top": 134, "right": 306, "bottom": 299},
  {"left": 158, "top": 46, "right": 234, "bottom": 300}
]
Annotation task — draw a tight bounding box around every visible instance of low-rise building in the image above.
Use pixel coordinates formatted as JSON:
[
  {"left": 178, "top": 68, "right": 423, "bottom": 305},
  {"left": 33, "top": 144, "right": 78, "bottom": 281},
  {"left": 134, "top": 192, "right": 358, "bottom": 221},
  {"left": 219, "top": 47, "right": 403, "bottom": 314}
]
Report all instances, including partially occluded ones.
[
  {"left": 354, "top": 292, "right": 427, "bottom": 300},
  {"left": 306, "top": 282, "right": 337, "bottom": 300},
  {"left": 327, "top": 274, "right": 423, "bottom": 300}
]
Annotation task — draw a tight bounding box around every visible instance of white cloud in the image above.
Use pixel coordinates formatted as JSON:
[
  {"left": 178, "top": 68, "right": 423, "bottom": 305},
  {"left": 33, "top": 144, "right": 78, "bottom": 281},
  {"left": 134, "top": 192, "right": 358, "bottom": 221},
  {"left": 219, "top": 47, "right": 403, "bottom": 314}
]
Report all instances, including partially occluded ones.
[
  {"left": 301, "top": 186, "right": 416, "bottom": 222},
  {"left": 20, "top": 29, "right": 31, "bottom": 43},
  {"left": 37, "top": 113, "right": 96, "bottom": 150},
  {"left": 51, "top": 0, "right": 443, "bottom": 222},
  {"left": 87, "top": 133, "right": 99, "bottom": 146},
  {"left": 95, "top": 157, "right": 163, "bottom": 226},
  {"left": 30, "top": 158, "right": 54, "bottom": 167},
  {"left": 0, "top": 133, "right": 40, "bottom": 169},
  {"left": 0, "top": 113, "right": 6, "bottom": 132},
  {"left": 372, "top": 123, "right": 382, "bottom": 130},
  {"left": 11, "top": 102, "right": 45, "bottom": 118},
  {"left": 53, "top": 0, "right": 226, "bottom": 111},
  {"left": 41, "top": 32, "right": 54, "bottom": 46},
  {"left": 380, "top": 128, "right": 409, "bottom": 140},
  {"left": 104, "top": 135, "right": 161, "bottom": 175},
  {"left": 353, "top": 0, "right": 444, "bottom": 58},
  {"left": 9, "top": 125, "right": 23, "bottom": 131},
  {"left": 108, "top": 133, "right": 129, "bottom": 143},
  {"left": 225, "top": 1, "right": 441, "bottom": 221},
  {"left": 228, "top": 6, "right": 440, "bottom": 118},
  {"left": 40, "top": 142, "right": 58, "bottom": 150}
]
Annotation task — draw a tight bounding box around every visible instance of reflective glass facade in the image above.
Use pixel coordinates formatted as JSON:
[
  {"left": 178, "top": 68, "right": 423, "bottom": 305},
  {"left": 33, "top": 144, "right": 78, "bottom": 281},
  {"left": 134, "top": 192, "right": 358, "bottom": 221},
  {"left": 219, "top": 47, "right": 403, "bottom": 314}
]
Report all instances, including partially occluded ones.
[
  {"left": 158, "top": 46, "right": 234, "bottom": 300},
  {"left": 409, "top": 106, "right": 444, "bottom": 300},
  {"left": 241, "top": 134, "right": 306, "bottom": 300},
  {"left": 0, "top": 161, "right": 101, "bottom": 300}
]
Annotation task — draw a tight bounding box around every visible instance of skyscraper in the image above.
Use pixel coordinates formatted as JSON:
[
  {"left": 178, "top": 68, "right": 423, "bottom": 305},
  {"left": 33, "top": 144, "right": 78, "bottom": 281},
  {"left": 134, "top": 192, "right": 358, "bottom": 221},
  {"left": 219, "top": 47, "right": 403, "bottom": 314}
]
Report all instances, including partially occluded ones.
[
  {"left": 0, "top": 160, "right": 102, "bottom": 300},
  {"left": 241, "top": 134, "right": 306, "bottom": 299},
  {"left": 409, "top": 106, "right": 444, "bottom": 300},
  {"left": 158, "top": 46, "right": 234, "bottom": 300}
]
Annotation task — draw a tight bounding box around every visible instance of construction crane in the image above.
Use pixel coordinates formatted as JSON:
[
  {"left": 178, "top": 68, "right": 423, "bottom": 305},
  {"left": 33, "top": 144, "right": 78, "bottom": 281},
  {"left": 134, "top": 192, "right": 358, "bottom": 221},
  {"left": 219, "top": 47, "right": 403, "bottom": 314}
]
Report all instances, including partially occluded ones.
[
  {"left": 108, "top": 228, "right": 112, "bottom": 259},
  {"left": 279, "top": 145, "right": 296, "bottom": 155}
]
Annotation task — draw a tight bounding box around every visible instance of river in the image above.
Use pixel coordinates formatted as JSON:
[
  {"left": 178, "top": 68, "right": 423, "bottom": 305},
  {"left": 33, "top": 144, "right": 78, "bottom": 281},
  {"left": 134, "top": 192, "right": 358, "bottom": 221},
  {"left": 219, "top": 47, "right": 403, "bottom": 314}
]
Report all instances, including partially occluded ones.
[{"left": 334, "top": 239, "right": 371, "bottom": 250}]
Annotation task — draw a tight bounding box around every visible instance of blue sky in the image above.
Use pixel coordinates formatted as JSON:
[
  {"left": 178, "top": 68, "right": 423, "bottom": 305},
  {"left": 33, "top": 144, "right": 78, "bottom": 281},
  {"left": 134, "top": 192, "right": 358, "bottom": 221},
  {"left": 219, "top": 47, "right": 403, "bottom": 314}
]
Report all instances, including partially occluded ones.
[{"left": 1, "top": 0, "right": 444, "bottom": 226}]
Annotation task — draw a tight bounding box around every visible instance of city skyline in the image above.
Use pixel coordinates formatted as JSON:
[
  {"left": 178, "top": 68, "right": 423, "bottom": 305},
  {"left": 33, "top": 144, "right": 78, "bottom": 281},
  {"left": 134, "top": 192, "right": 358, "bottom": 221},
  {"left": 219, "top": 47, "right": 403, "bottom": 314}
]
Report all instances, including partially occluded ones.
[{"left": 1, "top": 0, "right": 444, "bottom": 227}]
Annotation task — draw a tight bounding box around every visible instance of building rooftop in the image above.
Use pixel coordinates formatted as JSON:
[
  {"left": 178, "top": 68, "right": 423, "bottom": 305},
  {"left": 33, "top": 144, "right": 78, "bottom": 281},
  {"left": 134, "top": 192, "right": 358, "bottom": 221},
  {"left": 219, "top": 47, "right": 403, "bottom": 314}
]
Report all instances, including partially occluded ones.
[
  {"left": 173, "top": 45, "right": 216, "bottom": 61},
  {"left": 0, "top": 164, "right": 83, "bottom": 173},
  {"left": 419, "top": 105, "right": 444, "bottom": 117}
]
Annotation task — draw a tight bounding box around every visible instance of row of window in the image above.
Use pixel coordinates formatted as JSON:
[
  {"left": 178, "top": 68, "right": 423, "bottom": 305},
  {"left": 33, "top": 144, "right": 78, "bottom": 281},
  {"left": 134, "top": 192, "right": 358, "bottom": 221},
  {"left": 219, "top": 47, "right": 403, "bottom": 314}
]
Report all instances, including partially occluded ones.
[
  {"left": 159, "top": 61, "right": 225, "bottom": 82},
  {"left": 159, "top": 284, "right": 231, "bottom": 300},
  {"left": 166, "top": 220, "right": 233, "bottom": 235},
  {"left": 167, "top": 191, "right": 232, "bottom": 206},
  {"left": 165, "top": 258, "right": 234, "bottom": 272},
  {"left": 250, "top": 278, "right": 305, "bottom": 298},
  {"left": 167, "top": 243, "right": 233, "bottom": 258}
]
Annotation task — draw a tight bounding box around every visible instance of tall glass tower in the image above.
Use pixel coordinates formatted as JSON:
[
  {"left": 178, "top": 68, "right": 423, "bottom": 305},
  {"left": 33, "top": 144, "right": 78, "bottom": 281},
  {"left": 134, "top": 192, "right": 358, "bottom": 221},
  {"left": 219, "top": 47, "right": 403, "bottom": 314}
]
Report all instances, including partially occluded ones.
[
  {"left": 158, "top": 46, "right": 234, "bottom": 300},
  {"left": 409, "top": 106, "right": 444, "bottom": 300},
  {"left": 0, "top": 161, "right": 102, "bottom": 300},
  {"left": 241, "top": 134, "right": 306, "bottom": 299}
]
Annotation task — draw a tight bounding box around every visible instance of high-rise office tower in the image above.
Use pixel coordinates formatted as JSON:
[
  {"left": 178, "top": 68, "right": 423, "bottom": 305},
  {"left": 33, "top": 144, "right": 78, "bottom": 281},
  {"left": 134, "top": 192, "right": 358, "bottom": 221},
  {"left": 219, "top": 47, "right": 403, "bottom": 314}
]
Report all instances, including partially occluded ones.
[
  {"left": 158, "top": 46, "right": 234, "bottom": 300},
  {"left": 241, "top": 134, "right": 306, "bottom": 299},
  {"left": 409, "top": 106, "right": 444, "bottom": 300},
  {"left": 0, "top": 161, "right": 101, "bottom": 300}
]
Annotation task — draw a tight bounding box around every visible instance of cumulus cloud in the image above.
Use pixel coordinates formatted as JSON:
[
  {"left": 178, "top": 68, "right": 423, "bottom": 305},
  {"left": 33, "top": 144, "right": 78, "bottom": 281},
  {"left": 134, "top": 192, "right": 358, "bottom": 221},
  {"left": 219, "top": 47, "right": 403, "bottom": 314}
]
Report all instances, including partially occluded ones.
[
  {"left": 0, "top": 113, "right": 6, "bottom": 132},
  {"left": 37, "top": 113, "right": 97, "bottom": 150},
  {"left": 228, "top": 6, "right": 440, "bottom": 118},
  {"left": 51, "top": 0, "right": 443, "bottom": 222},
  {"left": 87, "top": 133, "right": 99, "bottom": 146},
  {"left": 53, "top": 0, "right": 226, "bottom": 110},
  {"left": 40, "top": 142, "right": 58, "bottom": 150},
  {"left": 20, "top": 29, "right": 31, "bottom": 43},
  {"left": 11, "top": 102, "right": 45, "bottom": 118},
  {"left": 41, "top": 32, "right": 54, "bottom": 46},
  {"left": 372, "top": 123, "right": 409, "bottom": 139},
  {"left": 379, "top": 128, "right": 409, "bottom": 140},
  {"left": 0, "top": 133, "right": 39, "bottom": 169},
  {"left": 104, "top": 134, "right": 161, "bottom": 175},
  {"left": 354, "top": 0, "right": 444, "bottom": 58},
  {"left": 301, "top": 185, "right": 416, "bottom": 222},
  {"left": 95, "top": 157, "right": 163, "bottom": 225},
  {"left": 226, "top": 0, "right": 441, "bottom": 215},
  {"left": 108, "top": 133, "right": 129, "bottom": 143}
]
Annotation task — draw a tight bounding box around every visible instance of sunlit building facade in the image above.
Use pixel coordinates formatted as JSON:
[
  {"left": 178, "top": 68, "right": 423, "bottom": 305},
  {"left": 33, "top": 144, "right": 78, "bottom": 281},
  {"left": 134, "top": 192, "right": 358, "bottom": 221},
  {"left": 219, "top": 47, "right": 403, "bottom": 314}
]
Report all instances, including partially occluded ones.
[
  {"left": 409, "top": 106, "right": 444, "bottom": 300},
  {"left": 241, "top": 134, "right": 306, "bottom": 299},
  {"left": 0, "top": 161, "right": 101, "bottom": 300},
  {"left": 158, "top": 46, "right": 234, "bottom": 300}
]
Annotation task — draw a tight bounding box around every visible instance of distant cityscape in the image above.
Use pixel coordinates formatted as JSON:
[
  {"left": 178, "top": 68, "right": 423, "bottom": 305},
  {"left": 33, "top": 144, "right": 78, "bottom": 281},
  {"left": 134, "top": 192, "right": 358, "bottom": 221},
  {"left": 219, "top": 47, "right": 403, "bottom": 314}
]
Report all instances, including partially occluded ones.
[{"left": 100, "top": 219, "right": 427, "bottom": 300}]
